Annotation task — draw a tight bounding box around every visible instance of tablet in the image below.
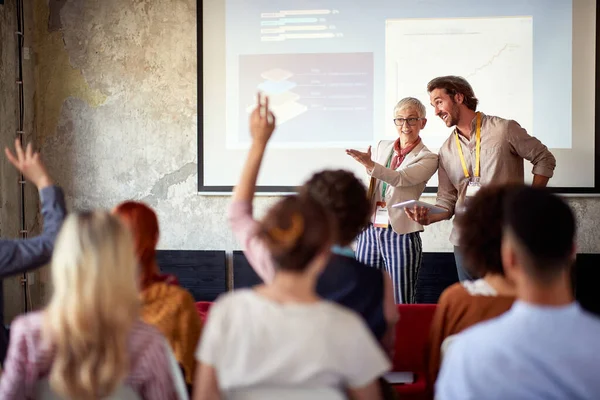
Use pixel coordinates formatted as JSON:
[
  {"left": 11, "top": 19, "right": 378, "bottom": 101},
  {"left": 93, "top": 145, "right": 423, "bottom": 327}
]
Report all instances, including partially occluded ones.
[{"left": 391, "top": 200, "right": 448, "bottom": 214}]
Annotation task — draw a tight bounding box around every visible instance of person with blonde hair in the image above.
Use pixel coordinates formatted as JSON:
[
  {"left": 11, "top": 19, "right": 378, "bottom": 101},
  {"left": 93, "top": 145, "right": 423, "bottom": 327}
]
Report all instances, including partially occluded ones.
[
  {"left": 0, "top": 211, "right": 177, "bottom": 399},
  {"left": 347, "top": 97, "right": 438, "bottom": 304}
]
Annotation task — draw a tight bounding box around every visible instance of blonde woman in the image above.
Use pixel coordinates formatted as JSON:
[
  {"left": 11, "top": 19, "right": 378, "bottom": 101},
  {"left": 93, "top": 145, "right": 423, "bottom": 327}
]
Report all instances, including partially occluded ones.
[{"left": 0, "top": 211, "right": 177, "bottom": 400}]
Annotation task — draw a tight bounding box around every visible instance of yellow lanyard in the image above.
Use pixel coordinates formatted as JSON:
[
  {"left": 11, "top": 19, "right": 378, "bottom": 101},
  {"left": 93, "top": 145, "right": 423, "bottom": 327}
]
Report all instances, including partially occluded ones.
[{"left": 454, "top": 112, "right": 481, "bottom": 179}]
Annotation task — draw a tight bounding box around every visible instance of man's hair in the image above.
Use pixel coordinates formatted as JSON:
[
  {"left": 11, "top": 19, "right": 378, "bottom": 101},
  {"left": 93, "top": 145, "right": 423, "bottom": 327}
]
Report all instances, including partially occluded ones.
[
  {"left": 503, "top": 187, "right": 576, "bottom": 283},
  {"left": 300, "top": 170, "right": 371, "bottom": 246},
  {"left": 427, "top": 76, "right": 479, "bottom": 111},
  {"left": 456, "top": 184, "right": 521, "bottom": 278},
  {"left": 394, "top": 97, "right": 426, "bottom": 118}
]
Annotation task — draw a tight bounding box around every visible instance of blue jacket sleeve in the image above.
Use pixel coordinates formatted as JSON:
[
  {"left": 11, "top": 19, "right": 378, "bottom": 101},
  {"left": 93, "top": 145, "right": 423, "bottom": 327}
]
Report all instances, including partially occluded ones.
[{"left": 0, "top": 185, "right": 67, "bottom": 277}]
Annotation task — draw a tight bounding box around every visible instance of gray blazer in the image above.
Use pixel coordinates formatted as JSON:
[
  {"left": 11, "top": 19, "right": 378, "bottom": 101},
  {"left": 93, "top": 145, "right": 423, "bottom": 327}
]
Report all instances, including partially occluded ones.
[{"left": 368, "top": 140, "right": 438, "bottom": 235}]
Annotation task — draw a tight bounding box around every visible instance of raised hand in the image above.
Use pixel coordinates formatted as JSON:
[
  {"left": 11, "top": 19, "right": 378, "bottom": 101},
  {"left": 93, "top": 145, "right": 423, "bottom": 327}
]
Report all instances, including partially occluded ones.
[
  {"left": 249, "top": 92, "right": 276, "bottom": 145},
  {"left": 346, "top": 146, "right": 375, "bottom": 170},
  {"left": 5, "top": 138, "right": 52, "bottom": 189}
]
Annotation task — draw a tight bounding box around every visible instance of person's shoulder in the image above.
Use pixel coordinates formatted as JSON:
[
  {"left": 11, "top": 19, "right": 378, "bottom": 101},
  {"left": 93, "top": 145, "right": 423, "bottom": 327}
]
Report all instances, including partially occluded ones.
[
  {"left": 163, "top": 284, "right": 195, "bottom": 304},
  {"left": 319, "top": 299, "right": 368, "bottom": 327},
  {"left": 481, "top": 113, "right": 521, "bottom": 132},
  {"left": 10, "top": 311, "right": 45, "bottom": 340},
  {"left": 374, "top": 139, "right": 394, "bottom": 156},
  {"left": 132, "top": 319, "right": 165, "bottom": 341},
  {"left": 438, "top": 282, "right": 471, "bottom": 303},
  {"left": 414, "top": 142, "right": 439, "bottom": 159},
  {"left": 210, "top": 288, "right": 257, "bottom": 312},
  {"left": 437, "top": 133, "right": 455, "bottom": 158},
  {"left": 377, "top": 139, "right": 394, "bottom": 147},
  {"left": 453, "top": 309, "right": 508, "bottom": 346},
  {"left": 578, "top": 306, "right": 600, "bottom": 330}
]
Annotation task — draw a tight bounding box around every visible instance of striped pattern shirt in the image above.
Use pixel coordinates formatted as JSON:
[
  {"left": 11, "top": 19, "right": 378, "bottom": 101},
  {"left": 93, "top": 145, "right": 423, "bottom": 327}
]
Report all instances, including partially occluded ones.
[{"left": 0, "top": 311, "right": 177, "bottom": 400}]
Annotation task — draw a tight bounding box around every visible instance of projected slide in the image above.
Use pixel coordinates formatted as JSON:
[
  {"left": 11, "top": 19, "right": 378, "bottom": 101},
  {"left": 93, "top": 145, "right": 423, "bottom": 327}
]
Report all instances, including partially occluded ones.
[
  {"left": 204, "top": 0, "right": 596, "bottom": 191},
  {"left": 385, "top": 16, "right": 538, "bottom": 148},
  {"left": 234, "top": 52, "right": 374, "bottom": 148}
]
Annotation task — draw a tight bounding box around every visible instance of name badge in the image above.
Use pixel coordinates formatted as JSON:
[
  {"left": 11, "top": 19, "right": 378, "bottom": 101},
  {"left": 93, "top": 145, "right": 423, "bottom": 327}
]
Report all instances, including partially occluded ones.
[
  {"left": 373, "top": 201, "right": 390, "bottom": 228},
  {"left": 465, "top": 179, "right": 481, "bottom": 198}
]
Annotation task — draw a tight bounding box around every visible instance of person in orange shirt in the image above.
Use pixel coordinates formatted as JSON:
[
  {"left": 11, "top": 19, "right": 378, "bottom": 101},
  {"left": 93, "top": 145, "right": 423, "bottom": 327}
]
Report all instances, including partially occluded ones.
[{"left": 113, "top": 201, "right": 202, "bottom": 390}]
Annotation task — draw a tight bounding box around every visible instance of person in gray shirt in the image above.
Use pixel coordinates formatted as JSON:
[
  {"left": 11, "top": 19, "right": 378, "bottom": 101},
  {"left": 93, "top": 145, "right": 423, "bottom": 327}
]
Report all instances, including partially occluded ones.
[{"left": 0, "top": 139, "right": 66, "bottom": 363}]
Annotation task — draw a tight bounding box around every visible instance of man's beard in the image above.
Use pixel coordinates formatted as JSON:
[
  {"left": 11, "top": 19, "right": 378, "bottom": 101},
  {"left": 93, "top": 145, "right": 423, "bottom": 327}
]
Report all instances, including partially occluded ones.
[{"left": 444, "top": 105, "right": 460, "bottom": 127}]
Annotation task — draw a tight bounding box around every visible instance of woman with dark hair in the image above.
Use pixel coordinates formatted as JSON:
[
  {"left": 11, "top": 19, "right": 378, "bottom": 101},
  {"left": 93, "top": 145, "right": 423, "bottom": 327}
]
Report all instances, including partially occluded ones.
[
  {"left": 113, "top": 201, "right": 202, "bottom": 390},
  {"left": 425, "top": 184, "right": 519, "bottom": 391},
  {"left": 194, "top": 94, "right": 390, "bottom": 400}
]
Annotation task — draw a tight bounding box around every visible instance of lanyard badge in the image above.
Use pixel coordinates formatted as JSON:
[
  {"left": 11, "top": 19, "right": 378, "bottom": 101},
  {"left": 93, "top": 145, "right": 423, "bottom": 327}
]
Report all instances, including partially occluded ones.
[{"left": 455, "top": 112, "right": 482, "bottom": 198}]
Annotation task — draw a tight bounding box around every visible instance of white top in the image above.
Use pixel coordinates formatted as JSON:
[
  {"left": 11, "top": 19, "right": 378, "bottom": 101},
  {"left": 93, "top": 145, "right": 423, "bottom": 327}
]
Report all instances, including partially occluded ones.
[
  {"left": 436, "top": 301, "right": 600, "bottom": 400},
  {"left": 196, "top": 289, "right": 391, "bottom": 400},
  {"left": 461, "top": 278, "right": 497, "bottom": 296}
]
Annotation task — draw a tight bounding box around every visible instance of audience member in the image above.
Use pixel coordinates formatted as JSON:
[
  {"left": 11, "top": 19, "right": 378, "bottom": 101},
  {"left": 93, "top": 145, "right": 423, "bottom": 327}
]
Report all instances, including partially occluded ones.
[
  {"left": 0, "top": 211, "right": 176, "bottom": 399},
  {"left": 228, "top": 94, "right": 398, "bottom": 358},
  {"left": 436, "top": 187, "right": 600, "bottom": 400},
  {"left": 0, "top": 139, "right": 67, "bottom": 362},
  {"left": 195, "top": 94, "right": 390, "bottom": 400},
  {"left": 299, "top": 171, "right": 398, "bottom": 357},
  {"left": 426, "top": 185, "right": 518, "bottom": 390},
  {"left": 113, "top": 201, "right": 202, "bottom": 388}
]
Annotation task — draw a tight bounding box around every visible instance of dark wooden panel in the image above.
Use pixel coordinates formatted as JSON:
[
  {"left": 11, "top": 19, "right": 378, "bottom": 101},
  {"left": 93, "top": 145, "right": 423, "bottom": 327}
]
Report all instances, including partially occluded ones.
[
  {"left": 415, "top": 253, "right": 458, "bottom": 304},
  {"left": 156, "top": 250, "right": 227, "bottom": 301},
  {"left": 574, "top": 254, "right": 600, "bottom": 317},
  {"left": 232, "top": 250, "right": 263, "bottom": 289},
  {"left": 224, "top": 250, "right": 600, "bottom": 313}
]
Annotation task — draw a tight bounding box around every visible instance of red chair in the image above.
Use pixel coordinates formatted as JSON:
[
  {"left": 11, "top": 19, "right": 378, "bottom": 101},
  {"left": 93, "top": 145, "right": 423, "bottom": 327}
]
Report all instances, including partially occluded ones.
[
  {"left": 195, "top": 301, "right": 213, "bottom": 323},
  {"left": 392, "top": 304, "right": 437, "bottom": 400}
]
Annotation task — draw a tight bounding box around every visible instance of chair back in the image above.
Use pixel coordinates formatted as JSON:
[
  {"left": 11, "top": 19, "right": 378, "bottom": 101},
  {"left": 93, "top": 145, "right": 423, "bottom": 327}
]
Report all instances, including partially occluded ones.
[
  {"left": 195, "top": 301, "right": 213, "bottom": 323},
  {"left": 393, "top": 304, "right": 437, "bottom": 372}
]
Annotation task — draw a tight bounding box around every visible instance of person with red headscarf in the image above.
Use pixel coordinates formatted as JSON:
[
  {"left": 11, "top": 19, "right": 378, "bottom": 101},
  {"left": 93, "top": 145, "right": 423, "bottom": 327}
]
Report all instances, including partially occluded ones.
[{"left": 113, "top": 201, "right": 202, "bottom": 389}]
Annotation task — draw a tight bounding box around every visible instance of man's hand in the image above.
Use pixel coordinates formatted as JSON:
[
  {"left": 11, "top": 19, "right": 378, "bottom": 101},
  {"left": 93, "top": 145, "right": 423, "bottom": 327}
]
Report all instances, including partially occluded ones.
[
  {"left": 249, "top": 92, "right": 276, "bottom": 145},
  {"left": 5, "top": 138, "right": 52, "bottom": 190},
  {"left": 404, "top": 206, "right": 432, "bottom": 226},
  {"left": 346, "top": 146, "right": 375, "bottom": 170}
]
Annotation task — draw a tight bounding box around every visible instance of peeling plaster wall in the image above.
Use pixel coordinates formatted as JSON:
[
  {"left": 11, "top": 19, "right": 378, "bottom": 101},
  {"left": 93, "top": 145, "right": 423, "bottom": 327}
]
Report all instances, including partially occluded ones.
[{"left": 32, "top": 0, "right": 600, "bottom": 260}]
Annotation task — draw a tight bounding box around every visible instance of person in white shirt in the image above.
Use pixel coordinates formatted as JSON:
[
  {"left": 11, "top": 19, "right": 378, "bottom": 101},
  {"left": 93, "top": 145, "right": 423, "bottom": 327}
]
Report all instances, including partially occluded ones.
[
  {"left": 193, "top": 94, "right": 391, "bottom": 400},
  {"left": 436, "top": 186, "right": 600, "bottom": 400}
]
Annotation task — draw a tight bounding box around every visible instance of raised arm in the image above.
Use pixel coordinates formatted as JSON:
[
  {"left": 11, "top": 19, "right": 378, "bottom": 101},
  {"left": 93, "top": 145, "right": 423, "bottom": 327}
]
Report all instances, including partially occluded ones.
[
  {"left": 227, "top": 93, "right": 278, "bottom": 282},
  {"left": 231, "top": 93, "right": 276, "bottom": 203},
  {"left": 0, "top": 139, "right": 66, "bottom": 277}
]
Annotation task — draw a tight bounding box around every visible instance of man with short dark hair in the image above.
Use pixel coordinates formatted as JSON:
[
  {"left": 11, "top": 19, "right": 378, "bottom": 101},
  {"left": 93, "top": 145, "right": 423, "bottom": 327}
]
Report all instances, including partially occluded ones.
[
  {"left": 406, "top": 76, "right": 556, "bottom": 281},
  {"left": 436, "top": 187, "right": 600, "bottom": 400}
]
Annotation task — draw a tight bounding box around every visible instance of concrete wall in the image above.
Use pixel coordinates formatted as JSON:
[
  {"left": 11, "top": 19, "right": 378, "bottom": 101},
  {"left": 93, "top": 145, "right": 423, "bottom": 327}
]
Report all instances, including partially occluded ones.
[
  {"left": 34, "top": 0, "right": 600, "bottom": 252},
  {"left": 2, "top": 0, "right": 599, "bottom": 321}
]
